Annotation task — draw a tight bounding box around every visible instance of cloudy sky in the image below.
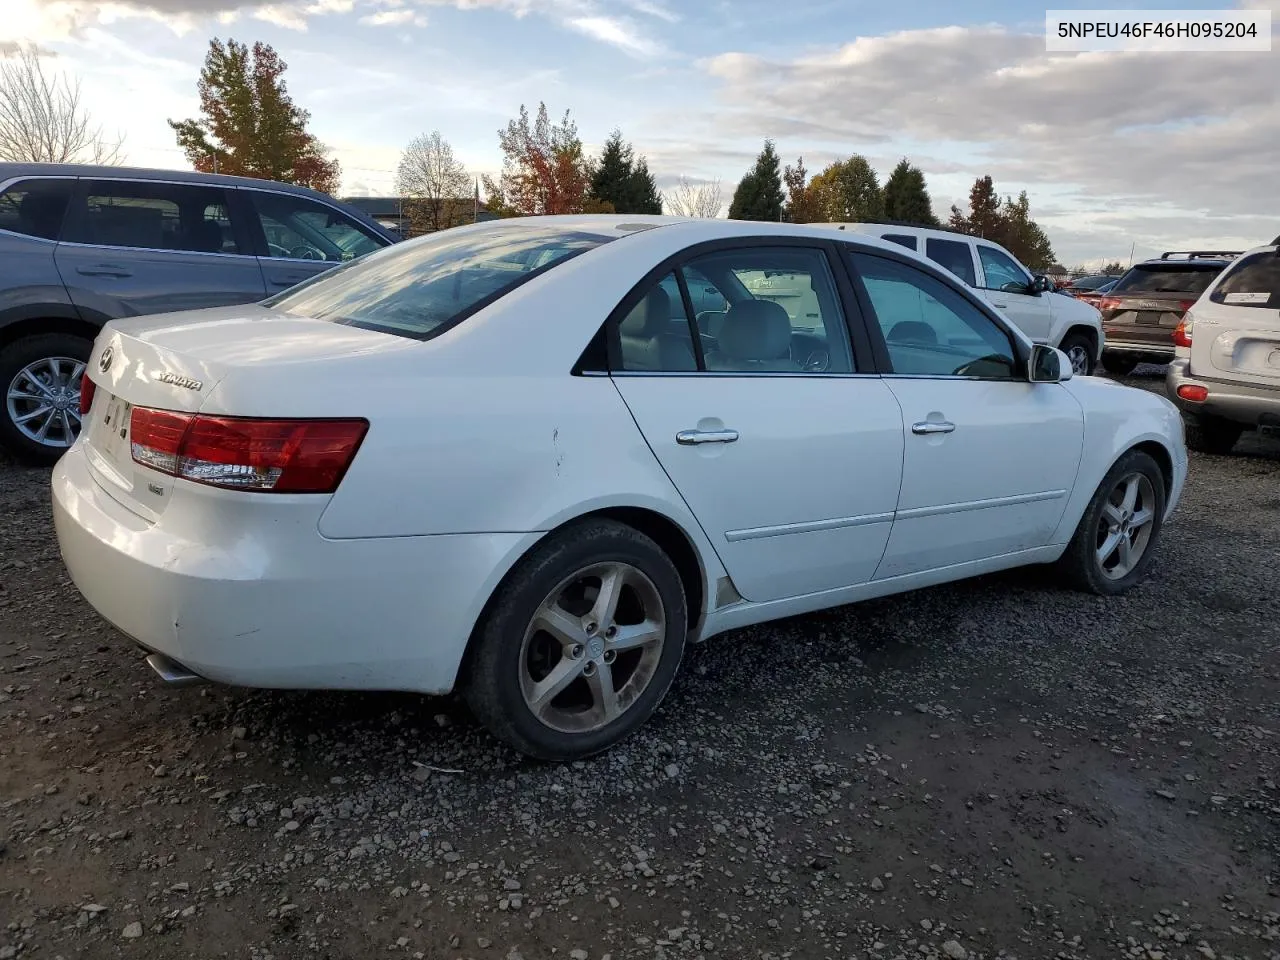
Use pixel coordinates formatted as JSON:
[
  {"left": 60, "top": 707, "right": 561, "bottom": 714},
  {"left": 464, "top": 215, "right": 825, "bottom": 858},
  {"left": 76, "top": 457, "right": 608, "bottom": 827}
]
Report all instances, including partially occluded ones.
[{"left": 3, "top": 0, "right": 1277, "bottom": 267}]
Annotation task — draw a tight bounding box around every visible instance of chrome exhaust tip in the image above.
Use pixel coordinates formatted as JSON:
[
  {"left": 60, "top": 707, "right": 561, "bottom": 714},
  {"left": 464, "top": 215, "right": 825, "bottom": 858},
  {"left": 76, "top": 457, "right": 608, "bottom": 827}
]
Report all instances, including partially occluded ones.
[{"left": 145, "top": 652, "right": 207, "bottom": 688}]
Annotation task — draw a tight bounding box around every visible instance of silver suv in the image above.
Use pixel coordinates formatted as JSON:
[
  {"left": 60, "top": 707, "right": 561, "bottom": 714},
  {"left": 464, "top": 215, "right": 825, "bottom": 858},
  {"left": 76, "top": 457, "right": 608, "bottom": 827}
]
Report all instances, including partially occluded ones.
[{"left": 0, "top": 163, "right": 396, "bottom": 463}]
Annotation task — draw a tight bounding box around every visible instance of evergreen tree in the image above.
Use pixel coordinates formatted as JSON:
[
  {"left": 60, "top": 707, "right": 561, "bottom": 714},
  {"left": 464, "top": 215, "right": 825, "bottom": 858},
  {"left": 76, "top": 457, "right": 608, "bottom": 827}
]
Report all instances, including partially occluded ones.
[
  {"left": 882, "top": 158, "right": 937, "bottom": 226},
  {"left": 728, "top": 139, "right": 784, "bottom": 221},
  {"left": 588, "top": 129, "right": 661, "bottom": 214}
]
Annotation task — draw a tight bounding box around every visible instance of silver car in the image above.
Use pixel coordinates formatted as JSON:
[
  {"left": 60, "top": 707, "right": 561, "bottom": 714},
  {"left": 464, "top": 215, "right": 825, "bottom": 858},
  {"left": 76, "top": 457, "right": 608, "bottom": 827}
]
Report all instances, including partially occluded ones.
[{"left": 0, "top": 163, "right": 396, "bottom": 463}]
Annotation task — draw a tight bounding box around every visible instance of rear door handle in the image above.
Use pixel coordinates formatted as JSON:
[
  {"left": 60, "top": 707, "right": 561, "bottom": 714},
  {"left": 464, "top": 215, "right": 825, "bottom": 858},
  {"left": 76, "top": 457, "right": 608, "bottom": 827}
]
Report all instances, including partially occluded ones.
[
  {"left": 76, "top": 264, "right": 133, "bottom": 278},
  {"left": 268, "top": 274, "right": 312, "bottom": 288},
  {"left": 990, "top": 301, "right": 1009, "bottom": 309},
  {"left": 676, "top": 428, "right": 739, "bottom": 445},
  {"left": 911, "top": 421, "right": 956, "bottom": 435}
]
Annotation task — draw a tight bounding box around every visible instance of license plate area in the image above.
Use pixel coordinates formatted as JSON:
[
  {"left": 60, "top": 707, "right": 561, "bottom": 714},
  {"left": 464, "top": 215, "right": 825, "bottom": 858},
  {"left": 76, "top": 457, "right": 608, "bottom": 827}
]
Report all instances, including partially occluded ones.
[{"left": 92, "top": 392, "right": 133, "bottom": 467}]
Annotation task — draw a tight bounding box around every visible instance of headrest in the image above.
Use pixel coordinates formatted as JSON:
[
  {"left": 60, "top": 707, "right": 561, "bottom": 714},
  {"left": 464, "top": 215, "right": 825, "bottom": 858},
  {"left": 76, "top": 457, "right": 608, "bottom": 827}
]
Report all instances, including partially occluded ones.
[
  {"left": 717, "top": 299, "right": 792, "bottom": 361},
  {"left": 887, "top": 320, "right": 937, "bottom": 345},
  {"left": 619, "top": 285, "right": 671, "bottom": 338},
  {"left": 190, "top": 219, "right": 224, "bottom": 253}
]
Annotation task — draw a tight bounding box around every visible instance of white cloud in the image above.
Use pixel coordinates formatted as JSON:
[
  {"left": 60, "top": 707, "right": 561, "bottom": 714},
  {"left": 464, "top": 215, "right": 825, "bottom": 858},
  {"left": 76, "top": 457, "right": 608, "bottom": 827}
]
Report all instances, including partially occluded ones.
[
  {"left": 627, "top": 0, "right": 678, "bottom": 23},
  {"left": 359, "top": 7, "right": 425, "bottom": 25},
  {"left": 565, "top": 14, "right": 660, "bottom": 57}
]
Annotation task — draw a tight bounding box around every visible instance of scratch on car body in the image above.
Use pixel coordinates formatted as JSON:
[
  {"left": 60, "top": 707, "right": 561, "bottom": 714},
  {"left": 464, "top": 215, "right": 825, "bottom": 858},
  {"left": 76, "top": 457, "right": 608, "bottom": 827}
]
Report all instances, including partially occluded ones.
[{"left": 553, "top": 427, "right": 564, "bottom": 477}]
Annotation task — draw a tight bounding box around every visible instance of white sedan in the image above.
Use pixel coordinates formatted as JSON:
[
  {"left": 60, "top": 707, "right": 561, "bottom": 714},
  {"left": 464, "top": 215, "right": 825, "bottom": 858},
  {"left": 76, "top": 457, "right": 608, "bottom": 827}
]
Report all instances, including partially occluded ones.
[{"left": 52, "top": 216, "right": 1188, "bottom": 760}]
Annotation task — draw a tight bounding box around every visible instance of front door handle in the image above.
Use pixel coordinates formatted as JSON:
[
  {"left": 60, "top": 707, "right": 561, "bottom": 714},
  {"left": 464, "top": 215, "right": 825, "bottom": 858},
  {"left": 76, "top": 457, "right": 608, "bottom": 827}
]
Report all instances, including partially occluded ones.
[
  {"left": 676, "top": 428, "right": 739, "bottom": 445},
  {"left": 76, "top": 264, "right": 133, "bottom": 278},
  {"left": 911, "top": 421, "right": 956, "bottom": 435},
  {"left": 990, "top": 301, "right": 1009, "bottom": 309}
]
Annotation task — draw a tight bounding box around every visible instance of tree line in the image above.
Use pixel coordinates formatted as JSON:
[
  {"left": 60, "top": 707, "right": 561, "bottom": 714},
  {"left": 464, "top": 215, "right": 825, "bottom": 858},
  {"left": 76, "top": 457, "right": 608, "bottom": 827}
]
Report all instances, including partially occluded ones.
[{"left": 0, "top": 35, "right": 1058, "bottom": 268}]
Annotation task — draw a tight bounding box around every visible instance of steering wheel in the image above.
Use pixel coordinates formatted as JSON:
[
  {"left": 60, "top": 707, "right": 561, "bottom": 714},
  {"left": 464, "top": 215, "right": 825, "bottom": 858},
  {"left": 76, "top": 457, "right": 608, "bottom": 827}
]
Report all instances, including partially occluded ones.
[
  {"left": 795, "top": 345, "right": 831, "bottom": 373},
  {"left": 290, "top": 245, "right": 324, "bottom": 261}
]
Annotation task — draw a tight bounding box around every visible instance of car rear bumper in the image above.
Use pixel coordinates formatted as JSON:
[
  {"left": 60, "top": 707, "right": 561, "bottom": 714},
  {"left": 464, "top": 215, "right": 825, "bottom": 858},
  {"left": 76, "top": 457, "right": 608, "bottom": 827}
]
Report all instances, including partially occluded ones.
[
  {"left": 1166, "top": 359, "right": 1280, "bottom": 426},
  {"left": 1101, "top": 331, "right": 1175, "bottom": 360},
  {"left": 51, "top": 443, "right": 536, "bottom": 694}
]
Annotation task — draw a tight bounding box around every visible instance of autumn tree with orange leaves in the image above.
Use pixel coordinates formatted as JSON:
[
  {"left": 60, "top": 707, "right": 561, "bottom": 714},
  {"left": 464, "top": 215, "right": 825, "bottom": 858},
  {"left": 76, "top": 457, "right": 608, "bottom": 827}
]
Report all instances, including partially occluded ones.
[
  {"left": 169, "top": 38, "right": 340, "bottom": 194},
  {"left": 482, "top": 102, "right": 595, "bottom": 217}
]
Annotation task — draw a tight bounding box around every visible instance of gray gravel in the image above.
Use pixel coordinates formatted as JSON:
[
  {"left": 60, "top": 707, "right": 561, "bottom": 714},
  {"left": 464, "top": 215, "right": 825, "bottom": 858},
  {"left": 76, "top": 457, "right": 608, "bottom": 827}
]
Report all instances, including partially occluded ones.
[{"left": 1, "top": 369, "right": 1278, "bottom": 960}]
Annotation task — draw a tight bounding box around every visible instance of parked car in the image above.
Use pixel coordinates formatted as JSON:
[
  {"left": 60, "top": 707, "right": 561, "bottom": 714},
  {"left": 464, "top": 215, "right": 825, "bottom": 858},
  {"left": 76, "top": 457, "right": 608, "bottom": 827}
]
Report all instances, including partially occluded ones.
[
  {"left": 0, "top": 163, "right": 398, "bottom": 463},
  {"left": 1064, "top": 274, "right": 1117, "bottom": 295},
  {"left": 1166, "top": 239, "right": 1280, "bottom": 453},
  {"left": 52, "top": 215, "right": 1187, "bottom": 760},
  {"left": 815, "top": 223, "right": 1105, "bottom": 376},
  {"left": 1097, "top": 251, "right": 1240, "bottom": 375},
  {"left": 1073, "top": 277, "right": 1118, "bottom": 308}
]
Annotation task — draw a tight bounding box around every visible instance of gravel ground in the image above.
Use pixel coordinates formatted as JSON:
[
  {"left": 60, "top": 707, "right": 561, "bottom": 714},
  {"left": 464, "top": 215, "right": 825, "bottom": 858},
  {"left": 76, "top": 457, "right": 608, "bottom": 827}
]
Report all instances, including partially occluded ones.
[{"left": 2, "top": 369, "right": 1278, "bottom": 960}]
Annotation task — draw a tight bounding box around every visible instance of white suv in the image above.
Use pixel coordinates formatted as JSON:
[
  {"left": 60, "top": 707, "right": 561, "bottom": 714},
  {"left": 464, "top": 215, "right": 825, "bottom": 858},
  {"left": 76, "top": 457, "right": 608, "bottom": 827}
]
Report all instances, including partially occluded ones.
[
  {"left": 1166, "top": 240, "right": 1280, "bottom": 454},
  {"left": 814, "top": 223, "right": 1104, "bottom": 375}
]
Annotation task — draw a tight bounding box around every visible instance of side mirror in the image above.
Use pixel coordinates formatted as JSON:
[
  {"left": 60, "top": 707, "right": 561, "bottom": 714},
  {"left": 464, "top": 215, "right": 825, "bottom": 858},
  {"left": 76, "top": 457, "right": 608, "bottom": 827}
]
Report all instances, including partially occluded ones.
[
  {"left": 1030, "top": 344, "right": 1073, "bottom": 383},
  {"left": 1030, "top": 275, "right": 1053, "bottom": 294}
]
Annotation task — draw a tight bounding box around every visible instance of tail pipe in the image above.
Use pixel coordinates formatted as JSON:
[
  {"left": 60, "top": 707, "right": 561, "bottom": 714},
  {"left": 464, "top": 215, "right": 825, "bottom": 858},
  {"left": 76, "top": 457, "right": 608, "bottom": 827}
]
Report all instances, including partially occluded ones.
[{"left": 145, "top": 652, "right": 207, "bottom": 688}]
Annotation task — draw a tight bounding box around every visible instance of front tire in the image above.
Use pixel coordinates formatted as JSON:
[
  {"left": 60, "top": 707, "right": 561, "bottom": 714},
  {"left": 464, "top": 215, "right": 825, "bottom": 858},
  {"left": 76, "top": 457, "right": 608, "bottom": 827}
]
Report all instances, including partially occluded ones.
[
  {"left": 463, "top": 519, "right": 688, "bottom": 761},
  {"left": 0, "top": 333, "right": 93, "bottom": 465},
  {"left": 1059, "top": 332, "right": 1096, "bottom": 376},
  {"left": 1056, "top": 449, "right": 1167, "bottom": 596},
  {"left": 1184, "top": 414, "right": 1243, "bottom": 455}
]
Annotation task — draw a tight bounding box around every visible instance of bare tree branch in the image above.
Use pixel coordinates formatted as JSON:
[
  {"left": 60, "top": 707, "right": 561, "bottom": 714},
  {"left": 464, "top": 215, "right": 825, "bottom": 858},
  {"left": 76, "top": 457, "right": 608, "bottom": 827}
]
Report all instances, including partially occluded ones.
[
  {"left": 0, "top": 44, "right": 125, "bottom": 164},
  {"left": 395, "top": 131, "right": 472, "bottom": 235},
  {"left": 662, "top": 176, "right": 722, "bottom": 218}
]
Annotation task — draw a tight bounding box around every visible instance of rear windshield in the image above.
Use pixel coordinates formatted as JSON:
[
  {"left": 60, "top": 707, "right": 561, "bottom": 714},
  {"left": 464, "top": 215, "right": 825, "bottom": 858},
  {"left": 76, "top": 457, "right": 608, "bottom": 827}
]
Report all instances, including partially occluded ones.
[
  {"left": 266, "top": 223, "right": 612, "bottom": 340},
  {"left": 1209, "top": 251, "right": 1280, "bottom": 309},
  {"left": 1111, "top": 263, "right": 1223, "bottom": 296}
]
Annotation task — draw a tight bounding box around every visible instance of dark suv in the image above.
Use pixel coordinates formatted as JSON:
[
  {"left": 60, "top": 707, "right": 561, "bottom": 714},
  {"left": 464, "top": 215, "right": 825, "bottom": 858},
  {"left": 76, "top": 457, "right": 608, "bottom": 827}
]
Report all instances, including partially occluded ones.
[
  {"left": 0, "top": 163, "right": 397, "bottom": 462},
  {"left": 1098, "top": 251, "right": 1239, "bottom": 375}
]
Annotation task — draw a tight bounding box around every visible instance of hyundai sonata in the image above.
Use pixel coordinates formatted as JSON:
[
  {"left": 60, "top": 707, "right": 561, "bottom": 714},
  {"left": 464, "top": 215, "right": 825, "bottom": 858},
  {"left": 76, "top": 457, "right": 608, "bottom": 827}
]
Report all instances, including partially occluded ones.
[{"left": 52, "top": 216, "right": 1187, "bottom": 760}]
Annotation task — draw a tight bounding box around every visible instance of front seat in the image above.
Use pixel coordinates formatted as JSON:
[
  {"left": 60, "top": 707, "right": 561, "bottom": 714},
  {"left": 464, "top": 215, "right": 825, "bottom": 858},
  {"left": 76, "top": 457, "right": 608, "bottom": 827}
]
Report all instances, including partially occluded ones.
[
  {"left": 618, "top": 286, "right": 696, "bottom": 371},
  {"left": 705, "top": 299, "right": 799, "bottom": 372}
]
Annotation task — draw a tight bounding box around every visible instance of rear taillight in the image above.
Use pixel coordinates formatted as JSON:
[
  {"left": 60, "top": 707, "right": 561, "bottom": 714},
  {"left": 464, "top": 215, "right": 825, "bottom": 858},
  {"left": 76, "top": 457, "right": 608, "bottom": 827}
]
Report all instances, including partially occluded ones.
[
  {"left": 1172, "top": 317, "right": 1193, "bottom": 347},
  {"left": 1098, "top": 297, "right": 1120, "bottom": 312},
  {"left": 129, "top": 409, "right": 367, "bottom": 493},
  {"left": 1177, "top": 384, "right": 1208, "bottom": 402},
  {"left": 79, "top": 375, "right": 96, "bottom": 417}
]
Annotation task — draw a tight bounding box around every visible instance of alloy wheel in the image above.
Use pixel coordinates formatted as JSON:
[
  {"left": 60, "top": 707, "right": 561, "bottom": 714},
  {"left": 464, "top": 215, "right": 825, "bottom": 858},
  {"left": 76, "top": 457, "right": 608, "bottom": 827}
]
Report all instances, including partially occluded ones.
[
  {"left": 518, "top": 561, "right": 666, "bottom": 734},
  {"left": 1067, "top": 345, "right": 1091, "bottom": 376},
  {"left": 5, "top": 356, "right": 86, "bottom": 448},
  {"left": 1095, "top": 472, "right": 1156, "bottom": 579}
]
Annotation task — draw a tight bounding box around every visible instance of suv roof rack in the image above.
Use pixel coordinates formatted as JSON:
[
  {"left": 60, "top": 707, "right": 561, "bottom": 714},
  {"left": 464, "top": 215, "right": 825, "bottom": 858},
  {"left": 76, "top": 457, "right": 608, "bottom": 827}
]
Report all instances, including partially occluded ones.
[{"left": 1158, "top": 250, "right": 1242, "bottom": 261}]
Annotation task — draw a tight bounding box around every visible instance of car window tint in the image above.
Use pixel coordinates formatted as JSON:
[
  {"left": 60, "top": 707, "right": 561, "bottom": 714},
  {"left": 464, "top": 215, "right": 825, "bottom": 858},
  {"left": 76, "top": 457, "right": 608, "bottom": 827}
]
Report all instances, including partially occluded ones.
[
  {"left": 250, "top": 191, "right": 385, "bottom": 263},
  {"left": 977, "top": 245, "right": 1030, "bottom": 291},
  {"left": 617, "top": 272, "right": 697, "bottom": 373},
  {"left": 882, "top": 234, "right": 917, "bottom": 251},
  {"left": 1112, "top": 264, "right": 1221, "bottom": 295},
  {"left": 1208, "top": 252, "right": 1280, "bottom": 308},
  {"left": 850, "top": 252, "right": 1018, "bottom": 379},
  {"left": 682, "top": 247, "right": 854, "bottom": 374},
  {"left": 268, "top": 223, "right": 611, "bottom": 341},
  {"left": 0, "top": 179, "right": 73, "bottom": 241},
  {"left": 924, "top": 237, "right": 976, "bottom": 286},
  {"left": 70, "top": 180, "right": 243, "bottom": 254}
]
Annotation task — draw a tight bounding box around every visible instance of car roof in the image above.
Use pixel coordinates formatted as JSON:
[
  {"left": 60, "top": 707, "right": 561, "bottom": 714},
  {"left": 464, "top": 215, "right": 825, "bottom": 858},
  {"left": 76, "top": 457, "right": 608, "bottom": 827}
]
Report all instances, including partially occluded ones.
[
  {"left": 815, "top": 222, "right": 977, "bottom": 242},
  {"left": 0, "top": 161, "right": 346, "bottom": 198}
]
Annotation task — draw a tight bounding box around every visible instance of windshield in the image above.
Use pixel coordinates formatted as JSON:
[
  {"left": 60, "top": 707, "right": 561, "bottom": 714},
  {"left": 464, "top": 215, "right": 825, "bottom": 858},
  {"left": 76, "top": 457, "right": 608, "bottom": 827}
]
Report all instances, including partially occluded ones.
[
  {"left": 1209, "top": 251, "right": 1280, "bottom": 309},
  {"left": 266, "top": 223, "right": 613, "bottom": 340},
  {"left": 1112, "top": 263, "right": 1223, "bottom": 296}
]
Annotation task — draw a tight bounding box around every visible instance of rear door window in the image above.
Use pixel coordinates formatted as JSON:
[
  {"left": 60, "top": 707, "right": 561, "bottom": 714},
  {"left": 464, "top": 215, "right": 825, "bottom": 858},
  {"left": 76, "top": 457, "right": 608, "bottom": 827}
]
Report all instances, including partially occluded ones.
[
  {"left": 249, "top": 191, "right": 386, "bottom": 263},
  {"left": 924, "top": 237, "right": 977, "bottom": 286},
  {"left": 1112, "top": 264, "right": 1222, "bottom": 296},
  {"left": 267, "top": 222, "right": 612, "bottom": 340},
  {"left": 67, "top": 180, "right": 245, "bottom": 254},
  {"left": 1209, "top": 252, "right": 1280, "bottom": 309},
  {"left": 0, "top": 179, "right": 75, "bottom": 241}
]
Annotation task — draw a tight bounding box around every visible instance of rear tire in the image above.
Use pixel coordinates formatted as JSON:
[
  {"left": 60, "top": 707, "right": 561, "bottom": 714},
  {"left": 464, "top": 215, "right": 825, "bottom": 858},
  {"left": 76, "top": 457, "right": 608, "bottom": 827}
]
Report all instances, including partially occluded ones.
[
  {"left": 1056, "top": 449, "right": 1167, "bottom": 596},
  {"left": 1184, "top": 414, "right": 1243, "bottom": 455},
  {"left": 0, "top": 333, "right": 93, "bottom": 465},
  {"left": 1101, "top": 353, "right": 1139, "bottom": 377},
  {"left": 1059, "top": 332, "right": 1097, "bottom": 376},
  {"left": 463, "top": 519, "right": 688, "bottom": 761}
]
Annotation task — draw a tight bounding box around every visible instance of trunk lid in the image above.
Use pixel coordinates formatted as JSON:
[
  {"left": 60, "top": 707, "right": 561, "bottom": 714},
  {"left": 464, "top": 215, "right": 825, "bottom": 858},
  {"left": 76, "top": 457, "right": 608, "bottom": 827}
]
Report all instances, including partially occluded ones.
[
  {"left": 1103, "top": 262, "right": 1227, "bottom": 334},
  {"left": 82, "top": 304, "right": 416, "bottom": 519}
]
